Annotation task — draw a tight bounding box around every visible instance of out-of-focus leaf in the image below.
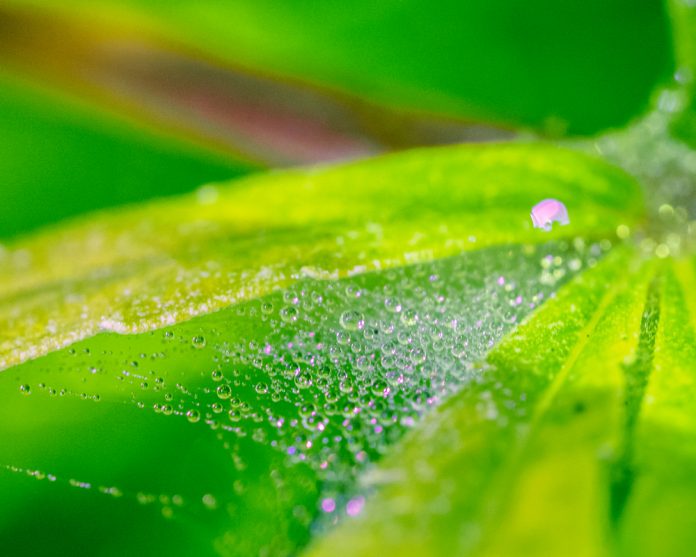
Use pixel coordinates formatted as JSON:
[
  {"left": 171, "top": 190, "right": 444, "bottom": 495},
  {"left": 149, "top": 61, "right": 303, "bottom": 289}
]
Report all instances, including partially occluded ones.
[
  {"left": 666, "top": 0, "right": 696, "bottom": 147},
  {"left": 2, "top": 0, "right": 674, "bottom": 135},
  {"left": 0, "top": 141, "right": 643, "bottom": 370},
  {"left": 0, "top": 6, "right": 511, "bottom": 167},
  {"left": 0, "top": 72, "right": 252, "bottom": 238}
]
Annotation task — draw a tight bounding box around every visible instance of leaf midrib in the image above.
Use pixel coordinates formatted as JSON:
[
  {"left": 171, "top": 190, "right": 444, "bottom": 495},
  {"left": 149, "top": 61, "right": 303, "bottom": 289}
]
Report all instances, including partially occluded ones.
[{"left": 464, "top": 251, "right": 650, "bottom": 555}]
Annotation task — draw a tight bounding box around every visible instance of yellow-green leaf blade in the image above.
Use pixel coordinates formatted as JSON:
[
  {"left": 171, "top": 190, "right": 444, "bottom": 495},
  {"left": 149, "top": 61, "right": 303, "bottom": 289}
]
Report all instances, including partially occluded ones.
[
  {"left": 617, "top": 258, "right": 696, "bottom": 557},
  {"left": 0, "top": 239, "right": 601, "bottom": 556},
  {"left": 305, "top": 248, "right": 657, "bottom": 557},
  {"left": 0, "top": 142, "right": 643, "bottom": 369}
]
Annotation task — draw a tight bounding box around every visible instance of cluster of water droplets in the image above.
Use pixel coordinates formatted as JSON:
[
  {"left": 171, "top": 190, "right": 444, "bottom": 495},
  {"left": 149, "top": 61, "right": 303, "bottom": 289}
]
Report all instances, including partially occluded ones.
[{"left": 3, "top": 240, "right": 607, "bottom": 547}]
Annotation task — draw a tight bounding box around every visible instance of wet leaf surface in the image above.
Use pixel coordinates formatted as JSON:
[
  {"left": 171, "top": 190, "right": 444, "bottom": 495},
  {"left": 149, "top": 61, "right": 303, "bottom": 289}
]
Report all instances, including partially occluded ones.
[{"left": 0, "top": 142, "right": 641, "bottom": 555}]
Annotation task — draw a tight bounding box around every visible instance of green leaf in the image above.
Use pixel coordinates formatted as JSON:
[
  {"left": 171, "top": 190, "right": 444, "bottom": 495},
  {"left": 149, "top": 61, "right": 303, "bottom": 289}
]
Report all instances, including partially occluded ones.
[
  {"left": 666, "top": 0, "right": 696, "bottom": 148},
  {"left": 0, "top": 239, "right": 595, "bottom": 556},
  {"left": 304, "top": 249, "right": 688, "bottom": 557},
  {"left": 0, "top": 142, "right": 641, "bottom": 555},
  {"left": 0, "top": 8, "right": 509, "bottom": 167},
  {"left": 617, "top": 259, "right": 696, "bottom": 557},
  {"left": 0, "top": 72, "right": 252, "bottom": 238},
  {"left": 0, "top": 142, "right": 643, "bottom": 370},
  {"left": 655, "top": 1, "right": 696, "bottom": 155},
  {"left": 3, "top": 0, "right": 674, "bottom": 135}
]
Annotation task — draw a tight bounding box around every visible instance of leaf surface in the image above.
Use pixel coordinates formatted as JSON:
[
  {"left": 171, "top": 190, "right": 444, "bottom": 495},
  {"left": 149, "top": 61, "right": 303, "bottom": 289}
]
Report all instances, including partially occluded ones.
[
  {"left": 0, "top": 142, "right": 643, "bottom": 369},
  {"left": 0, "top": 239, "right": 597, "bottom": 556},
  {"left": 0, "top": 142, "right": 643, "bottom": 556},
  {"left": 304, "top": 249, "right": 675, "bottom": 557},
  {"left": 616, "top": 259, "right": 696, "bottom": 557}
]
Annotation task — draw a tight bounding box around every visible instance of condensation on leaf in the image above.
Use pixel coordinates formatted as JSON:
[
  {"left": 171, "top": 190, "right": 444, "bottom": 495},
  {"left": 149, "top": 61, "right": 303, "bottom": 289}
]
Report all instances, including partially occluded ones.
[
  {"left": 0, "top": 240, "right": 604, "bottom": 555},
  {"left": 0, "top": 142, "right": 643, "bottom": 370}
]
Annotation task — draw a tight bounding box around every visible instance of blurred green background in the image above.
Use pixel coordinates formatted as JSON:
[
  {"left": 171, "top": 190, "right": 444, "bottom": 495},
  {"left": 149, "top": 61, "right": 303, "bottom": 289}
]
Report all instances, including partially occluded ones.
[{"left": 0, "top": 0, "right": 675, "bottom": 238}]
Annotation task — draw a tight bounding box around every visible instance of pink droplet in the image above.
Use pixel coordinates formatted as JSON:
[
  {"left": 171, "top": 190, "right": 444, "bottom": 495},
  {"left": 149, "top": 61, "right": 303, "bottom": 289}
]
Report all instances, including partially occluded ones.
[
  {"left": 531, "top": 199, "right": 570, "bottom": 231},
  {"left": 346, "top": 496, "right": 365, "bottom": 517}
]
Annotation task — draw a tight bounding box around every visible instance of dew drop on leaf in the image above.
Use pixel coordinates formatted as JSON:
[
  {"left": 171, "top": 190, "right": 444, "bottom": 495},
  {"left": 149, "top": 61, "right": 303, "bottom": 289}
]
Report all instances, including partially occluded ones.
[
  {"left": 280, "top": 306, "right": 299, "bottom": 322},
  {"left": 191, "top": 335, "right": 206, "bottom": 349},
  {"left": 216, "top": 384, "right": 232, "bottom": 400},
  {"left": 339, "top": 310, "right": 365, "bottom": 331},
  {"left": 531, "top": 198, "right": 570, "bottom": 231}
]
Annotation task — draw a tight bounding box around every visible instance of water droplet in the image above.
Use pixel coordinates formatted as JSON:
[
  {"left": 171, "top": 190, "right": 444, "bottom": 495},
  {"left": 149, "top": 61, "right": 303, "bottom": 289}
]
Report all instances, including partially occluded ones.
[
  {"left": 410, "top": 348, "right": 427, "bottom": 364},
  {"left": 384, "top": 297, "right": 402, "bottom": 313},
  {"left": 216, "top": 384, "right": 232, "bottom": 400},
  {"left": 616, "top": 224, "right": 631, "bottom": 239},
  {"left": 530, "top": 199, "right": 570, "bottom": 231},
  {"left": 191, "top": 336, "right": 207, "bottom": 349},
  {"left": 228, "top": 409, "right": 241, "bottom": 422},
  {"left": 336, "top": 331, "right": 351, "bottom": 345},
  {"left": 400, "top": 309, "right": 418, "bottom": 327},
  {"left": 340, "top": 310, "right": 365, "bottom": 331},
  {"left": 186, "top": 409, "right": 200, "bottom": 423},
  {"left": 202, "top": 493, "right": 217, "bottom": 509},
  {"left": 295, "top": 372, "right": 312, "bottom": 389},
  {"left": 255, "top": 383, "right": 269, "bottom": 395},
  {"left": 280, "top": 306, "right": 299, "bottom": 323},
  {"left": 346, "top": 496, "right": 365, "bottom": 517},
  {"left": 321, "top": 498, "right": 336, "bottom": 513}
]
